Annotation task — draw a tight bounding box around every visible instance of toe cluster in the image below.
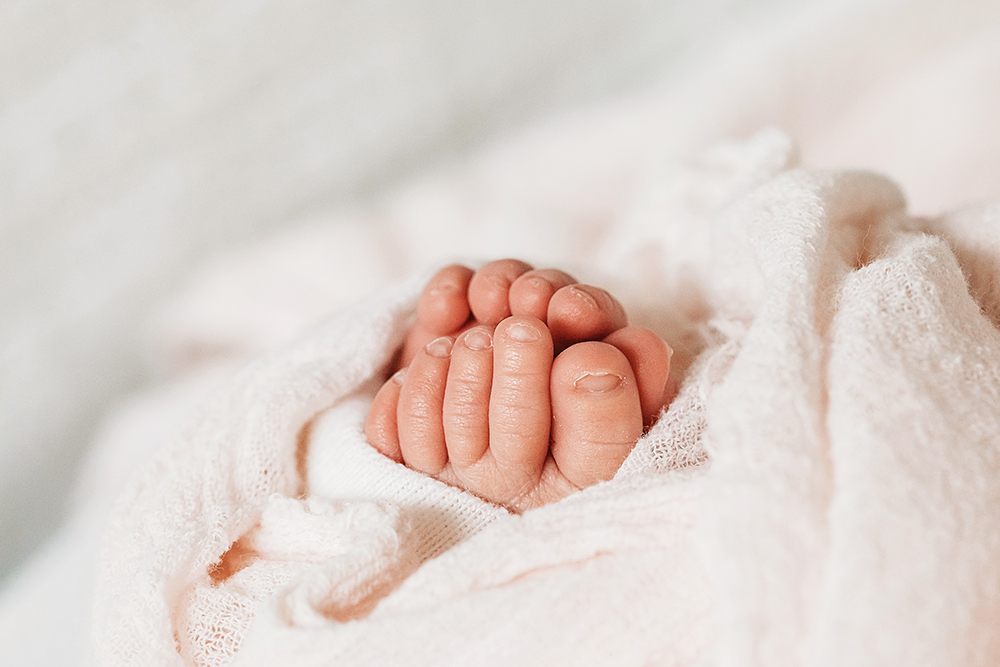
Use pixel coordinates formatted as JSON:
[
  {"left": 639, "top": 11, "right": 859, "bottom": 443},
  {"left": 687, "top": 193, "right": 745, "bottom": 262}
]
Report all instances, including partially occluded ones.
[{"left": 364, "top": 260, "right": 673, "bottom": 512}]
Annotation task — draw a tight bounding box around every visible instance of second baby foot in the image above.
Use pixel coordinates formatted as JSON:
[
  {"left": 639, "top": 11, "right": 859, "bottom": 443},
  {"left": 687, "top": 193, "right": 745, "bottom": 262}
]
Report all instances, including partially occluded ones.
[
  {"left": 398, "top": 259, "right": 628, "bottom": 369},
  {"left": 365, "top": 317, "right": 671, "bottom": 512}
]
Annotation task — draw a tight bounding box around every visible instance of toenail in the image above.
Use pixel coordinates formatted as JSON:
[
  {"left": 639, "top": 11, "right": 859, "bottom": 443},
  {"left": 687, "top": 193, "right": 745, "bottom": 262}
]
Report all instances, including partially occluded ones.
[
  {"left": 464, "top": 328, "right": 492, "bottom": 351},
  {"left": 574, "top": 372, "right": 624, "bottom": 393},
  {"left": 526, "top": 276, "right": 550, "bottom": 290},
  {"left": 391, "top": 368, "right": 408, "bottom": 384},
  {"left": 425, "top": 336, "right": 455, "bottom": 358},
  {"left": 429, "top": 282, "right": 460, "bottom": 296},
  {"left": 506, "top": 321, "right": 540, "bottom": 343},
  {"left": 568, "top": 286, "right": 599, "bottom": 310}
]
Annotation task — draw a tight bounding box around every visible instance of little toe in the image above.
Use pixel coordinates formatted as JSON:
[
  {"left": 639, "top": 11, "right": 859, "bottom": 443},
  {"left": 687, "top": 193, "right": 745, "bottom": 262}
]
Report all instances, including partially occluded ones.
[
  {"left": 547, "top": 284, "right": 628, "bottom": 351},
  {"left": 443, "top": 326, "right": 495, "bottom": 468},
  {"left": 508, "top": 269, "right": 577, "bottom": 321},
  {"left": 397, "top": 335, "right": 454, "bottom": 474},
  {"left": 487, "top": 316, "right": 554, "bottom": 487},
  {"left": 602, "top": 327, "right": 673, "bottom": 429},
  {"left": 468, "top": 259, "right": 534, "bottom": 326},
  {"left": 402, "top": 264, "right": 475, "bottom": 367},
  {"left": 550, "top": 341, "right": 643, "bottom": 489},
  {"left": 365, "top": 368, "right": 407, "bottom": 463}
]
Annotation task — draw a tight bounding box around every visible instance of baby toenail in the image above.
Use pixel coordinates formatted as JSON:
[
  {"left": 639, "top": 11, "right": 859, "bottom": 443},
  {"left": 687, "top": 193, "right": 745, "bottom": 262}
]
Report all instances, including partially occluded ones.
[
  {"left": 425, "top": 336, "right": 455, "bottom": 358},
  {"left": 391, "top": 368, "right": 408, "bottom": 384},
  {"left": 574, "top": 372, "right": 624, "bottom": 393},
  {"left": 526, "top": 276, "right": 550, "bottom": 290},
  {"left": 464, "top": 328, "right": 492, "bottom": 351},
  {"left": 506, "top": 321, "right": 540, "bottom": 342},
  {"left": 568, "top": 286, "right": 599, "bottom": 310},
  {"left": 429, "top": 283, "right": 459, "bottom": 297}
]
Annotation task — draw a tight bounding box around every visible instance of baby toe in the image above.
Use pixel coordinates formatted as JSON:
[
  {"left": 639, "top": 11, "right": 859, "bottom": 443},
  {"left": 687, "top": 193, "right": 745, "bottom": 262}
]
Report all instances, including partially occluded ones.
[
  {"left": 550, "top": 341, "right": 643, "bottom": 489},
  {"left": 397, "top": 335, "right": 454, "bottom": 474},
  {"left": 508, "top": 269, "right": 577, "bottom": 321},
  {"left": 443, "top": 326, "right": 494, "bottom": 468},
  {"left": 365, "top": 369, "right": 407, "bottom": 463},
  {"left": 488, "top": 317, "right": 554, "bottom": 477},
  {"left": 402, "top": 264, "right": 475, "bottom": 367},
  {"left": 468, "top": 259, "right": 533, "bottom": 326},
  {"left": 602, "top": 327, "right": 673, "bottom": 428},
  {"left": 547, "top": 284, "right": 628, "bottom": 351},
  {"left": 417, "top": 264, "right": 475, "bottom": 332}
]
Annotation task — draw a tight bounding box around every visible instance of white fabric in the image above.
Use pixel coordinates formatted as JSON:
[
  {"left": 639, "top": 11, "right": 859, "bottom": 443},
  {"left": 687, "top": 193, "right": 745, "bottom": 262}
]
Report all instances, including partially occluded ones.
[{"left": 87, "top": 126, "right": 1000, "bottom": 665}]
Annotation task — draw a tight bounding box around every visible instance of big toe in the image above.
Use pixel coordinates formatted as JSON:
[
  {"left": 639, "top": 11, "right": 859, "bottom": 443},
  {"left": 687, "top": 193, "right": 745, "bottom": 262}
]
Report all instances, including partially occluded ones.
[{"left": 550, "top": 341, "right": 643, "bottom": 489}]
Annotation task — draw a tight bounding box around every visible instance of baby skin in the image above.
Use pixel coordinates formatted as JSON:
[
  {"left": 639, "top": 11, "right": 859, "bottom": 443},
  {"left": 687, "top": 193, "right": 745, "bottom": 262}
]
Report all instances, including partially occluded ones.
[{"left": 364, "top": 259, "right": 673, "bottom": 513}]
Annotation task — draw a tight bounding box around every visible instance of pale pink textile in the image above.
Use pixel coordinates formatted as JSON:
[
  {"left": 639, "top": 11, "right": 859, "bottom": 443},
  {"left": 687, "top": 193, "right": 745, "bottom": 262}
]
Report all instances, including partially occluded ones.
[{"left": 94, "top": 128, "right": 1000, "bottom": 665}]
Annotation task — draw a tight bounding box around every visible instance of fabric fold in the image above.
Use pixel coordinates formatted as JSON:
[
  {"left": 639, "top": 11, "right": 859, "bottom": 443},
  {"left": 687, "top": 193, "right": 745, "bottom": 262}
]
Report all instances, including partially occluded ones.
[
  {"left": 90, "top": 143, "right": 1000, "bottom": 667},
  {"left": 701, "top": 170, "right": 907, "bottom": 667},
  {"left": 814, "top": 232, "right": 1000, "bottom": 666}
]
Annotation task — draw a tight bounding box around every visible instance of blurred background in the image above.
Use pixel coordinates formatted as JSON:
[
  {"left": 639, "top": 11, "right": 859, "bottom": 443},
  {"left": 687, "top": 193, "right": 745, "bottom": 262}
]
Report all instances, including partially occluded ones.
[{"left": 0, "top": 0, "right": 812, "bottom": 584}]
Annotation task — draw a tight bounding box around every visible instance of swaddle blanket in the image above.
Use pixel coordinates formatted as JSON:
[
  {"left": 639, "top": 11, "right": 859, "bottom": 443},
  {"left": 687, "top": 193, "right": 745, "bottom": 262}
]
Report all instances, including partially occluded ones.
[{"left": 91, "top": 126, "right": 1000, "bottom": 666}]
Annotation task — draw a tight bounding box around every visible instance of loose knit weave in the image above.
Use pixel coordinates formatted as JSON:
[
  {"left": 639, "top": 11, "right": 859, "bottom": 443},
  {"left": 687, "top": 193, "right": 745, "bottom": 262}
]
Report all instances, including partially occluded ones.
[{"left": 92, "top": 126, "right": 1000, "bottom": 664}]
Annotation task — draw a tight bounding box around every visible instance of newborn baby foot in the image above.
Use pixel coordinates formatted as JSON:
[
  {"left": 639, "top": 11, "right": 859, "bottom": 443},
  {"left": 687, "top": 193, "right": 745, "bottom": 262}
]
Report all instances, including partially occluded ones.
[
  {"left": 365, "top": 260, "right": 672, "bottom": 512},
  {"left": 395, "top": 259, "right": 668, "bottom": 421},
  {"left": 400, "top": 259, "right": 623, "bottom": 362}
]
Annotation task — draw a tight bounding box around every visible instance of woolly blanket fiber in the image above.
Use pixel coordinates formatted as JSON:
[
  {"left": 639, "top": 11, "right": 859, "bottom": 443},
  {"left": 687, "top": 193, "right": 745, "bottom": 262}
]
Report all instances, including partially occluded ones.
[{"left": 93, "top": 127, "right": 1000, "bottom": 665}]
